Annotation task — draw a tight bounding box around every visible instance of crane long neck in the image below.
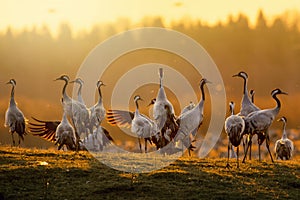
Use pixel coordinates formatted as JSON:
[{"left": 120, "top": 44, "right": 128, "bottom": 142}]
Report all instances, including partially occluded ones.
[
  {"left": 77, "top": 84, "right": 82, "bottom": 98},
  {"left": 10, "top": 85, "right": 16, "bottom": 106},
  {"left": 196, "top": 82, "right": 206, "bottom": 109},
  {"left": 97, "top": 85, "right": 103, "bottom": 103},
  {"left": 243, "top": 76, "right": 248, "bottom": 95},
  {"left": 272, "top": 93, "right": 281, "bottom": 113},
  {"left": 62, "top": 79, "right": 70, "bottom": 101},
  {"left": 230, "top": 105, "right": 234, "bottom": 115},
  {"left": 200, "top": 82, "right": 206, "bottom": 101},
  {"left": 251, "top": 94, "right": 254, "bottom": 103},
  {"left": 282, "top": 122, "right": 287, "bottom": 139},
  {"left": 135, "top": 100, "right": 140, "bottom": 115}
]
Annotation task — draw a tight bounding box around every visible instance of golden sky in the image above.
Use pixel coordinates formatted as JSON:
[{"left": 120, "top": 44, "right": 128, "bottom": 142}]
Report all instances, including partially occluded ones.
[{"left": 1, "top": 0, "right": 300, "bottom": 36}]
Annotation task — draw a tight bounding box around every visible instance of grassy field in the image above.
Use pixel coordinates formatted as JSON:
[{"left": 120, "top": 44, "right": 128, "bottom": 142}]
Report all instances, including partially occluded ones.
[{"left": 0, "top": 146, "right": 299, "bottom": 200}]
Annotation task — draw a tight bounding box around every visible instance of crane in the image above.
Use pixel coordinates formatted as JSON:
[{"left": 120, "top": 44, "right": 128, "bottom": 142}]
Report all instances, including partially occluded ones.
[
  {"left": 274, "top": 116, "right": 294, "bottom": 160},
  {"left": 4, "top": 79, "right": 27, "bottom": 146},
  {"left": 174, "top": 78, "right": 210, "bottom": 150},
  {"left": 224, "top": 102, "right": 245, "bottom": 168},
  {"left": 54, "top": 75, "right": 90, "bottom": 149},
  {"left": 242, "top": 88, "right": 288, "bottom": 163}
]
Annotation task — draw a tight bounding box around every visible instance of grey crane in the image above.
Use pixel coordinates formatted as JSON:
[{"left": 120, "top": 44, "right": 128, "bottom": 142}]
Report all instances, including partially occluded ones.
[
  {"left": 242, "top": 88, "right": 288, "bottom": 163},
  {"left": 70, "top": 77, "right": 85, "bottom": 105},
  {"left": 4, "top": 79, "right": 27, "bottom": 146},
  {"left": 233, "top": 71, "right": 260, "bottom": 160},
  {"left": 55, "top": 75, "right": 90, "bottom": 149},
  {"left": 131, "top": 95, "right": 160, "bottom": 152},
  {"left": 153, "top": 68, "right": 175, "bottom": 132},
  {"left": 89, "top": 80, "right": 106, "bottom": 129},
  {"left": 274, "top": 116, "right": 294, "bottom": 160},
  {"left": 224, "top": 102, "right": 245, "bottom": 168},
  {"left": 174, "top": 78, "right": 210, "bottom": 150},
  {"left": 55, "top": 108, "right": 76, "bottom": 151},
  {"left": 106, "top": 96, "right": 160, "bottom": 153}
]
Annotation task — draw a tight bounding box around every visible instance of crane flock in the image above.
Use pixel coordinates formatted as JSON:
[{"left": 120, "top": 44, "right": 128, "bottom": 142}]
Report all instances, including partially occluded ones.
[{"left": 2, "top": 69, "right": 295, "bottom": 168}]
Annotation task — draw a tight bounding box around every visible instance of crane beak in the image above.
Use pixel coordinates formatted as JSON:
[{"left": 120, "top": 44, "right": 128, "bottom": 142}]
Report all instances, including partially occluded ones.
[
  {"left": 281, "top": 91, "right": 288, "bottom": 95},
  {"left": 54, "top": 77, "right": 61, "bottom": 81},
  {"left": 69, "top": 80, "right": 75, "bottom": 83},
  {"left": 232, "top": 74, "right": 238, "bottom": 77}
]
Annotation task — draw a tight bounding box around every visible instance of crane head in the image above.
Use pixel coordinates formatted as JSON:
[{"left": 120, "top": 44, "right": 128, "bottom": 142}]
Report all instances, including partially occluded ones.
[
  {"left": 232, "top": 71, "right": 248, "bottom": 79},
  {"left": 6, "top": 79, "right": 16, "bottom": 86},
  {"left": 277, "top": 116, "right": 287, "bottom": 123},
  {"left": 271, "top": 88, "right": 288, "bottom": 97},
  {"left": 97, "top": 80, "right": 105, "bottom": 88},
  {"left": 54, "top": 75, "right": 70, "bottom": 82},
  {"left": 133, "top": 95, "right": 143, "bottom": 102},
  {"left": 199, "top": 78, "right": 211, "bottom": 86},
  {"left": 70, "top": 78, "right": 84, "bottom": 85},
  {"left": 147, "top": 98, "right": 156, "bottom": 107}
]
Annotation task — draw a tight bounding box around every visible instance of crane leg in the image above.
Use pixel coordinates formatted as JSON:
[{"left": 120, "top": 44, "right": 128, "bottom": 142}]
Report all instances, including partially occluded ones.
[
  {"left": 242, "top": 134, "right": 253, "bottom": 163},
  {"left": 258, "top": 140, "right": 261, "bottom": 161},
  {"left": 144, "top": 138, "right": 147, "bottom": 153},
  {"left": 18, "top": 135, "right": 21, "bottom": 147},
  {"left": 138, "top": 138, "right": 142, "bottom": 153},
  {"left": 242, "top": 137, "right": 246, "bottom": 154},
  {"left": 11, "top": 133, "right": 15, "bottom": 146},
  {"left": 226, "top": 140, "right": 231, "bottom": 168},
  {"left": 265, "top": 133, "right": 274, "bottom": 163},
  {"left": 249, "top": 141, "right": 252, "bottom": 160},
  {"left": 237, "top": 146, "right": 239, "bottom": 168}
]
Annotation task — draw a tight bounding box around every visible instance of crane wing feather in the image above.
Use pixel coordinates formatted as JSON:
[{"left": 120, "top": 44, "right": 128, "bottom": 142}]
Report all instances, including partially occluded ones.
[
  {"left": 106, "top": 110, "right": 134, "bottom": 128},
  {"left": 28, "top": 117, "right": 60, "bottom": 142}
]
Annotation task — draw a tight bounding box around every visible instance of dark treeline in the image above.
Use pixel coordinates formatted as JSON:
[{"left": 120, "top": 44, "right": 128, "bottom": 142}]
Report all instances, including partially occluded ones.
[
  {"left": 0, "top": 10, "right": 299, "bottom": 91},
  {"left": 0, "top": 10, "right": 300, "bottom": 146}
]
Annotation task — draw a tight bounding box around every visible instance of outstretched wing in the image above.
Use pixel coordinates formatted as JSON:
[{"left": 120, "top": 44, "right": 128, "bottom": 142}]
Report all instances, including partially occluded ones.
[
  {"left": 101, "top": 126, "right": 114, "bottom": 147},
  {"left": 106, "top": 110, "right": 134, "bottom": 128},
  {"left": 28, "top": 117, "right": 60, "bottom": 142}
]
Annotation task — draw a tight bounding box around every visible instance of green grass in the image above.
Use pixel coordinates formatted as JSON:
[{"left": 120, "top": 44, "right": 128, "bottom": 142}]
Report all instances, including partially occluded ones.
[{"left": 0, "top": 146, "right": 299, "bottom": 200}]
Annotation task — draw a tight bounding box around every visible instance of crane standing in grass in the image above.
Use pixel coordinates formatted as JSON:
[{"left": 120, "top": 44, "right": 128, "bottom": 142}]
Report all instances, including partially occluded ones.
[
  {"left": 55, "top": 104, "right": 76, "bottom": 151},
  {"left": 224, "top": 101, "right": 245, "bottom": 168},
  {"left": 4, "top": 79, "right": 27, "bottom": 146},
  {"left": 242, "top": 88, "right": 288, "bottom": 163},
  {"left": 274, "top": 116, "right": 294, "bottom": 160},
  {"left": 55, "top": 75, "right": 90, "bottom": 149},
  {"left": 131, "top": 95, "right": 160, "bottom": 152},
  {"left": 233, "top": 71, "right": 261, "bottom": 161}
]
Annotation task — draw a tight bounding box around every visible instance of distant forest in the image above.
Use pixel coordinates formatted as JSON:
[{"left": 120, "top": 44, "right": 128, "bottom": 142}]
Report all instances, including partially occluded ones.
[
  {"left": 0, "top": 10, "right": 300, "bottom": 146},
  {"left": 0, "top": 10, "right": 299, "bottom": 87}
]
